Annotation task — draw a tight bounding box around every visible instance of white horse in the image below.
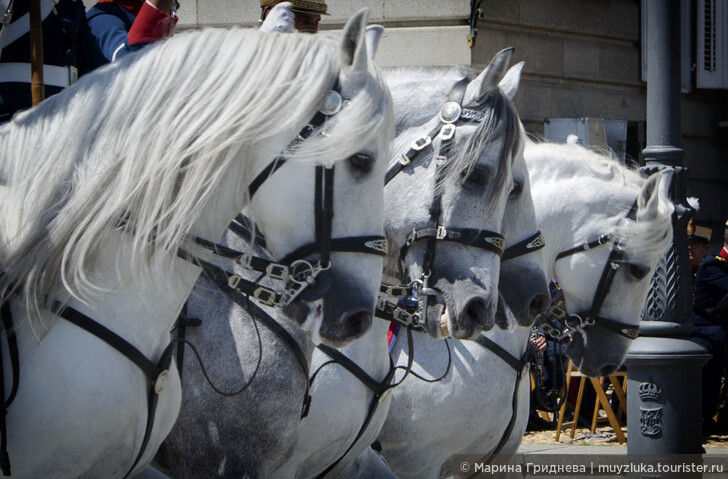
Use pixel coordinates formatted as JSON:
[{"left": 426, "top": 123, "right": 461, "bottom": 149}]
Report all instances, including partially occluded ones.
[
  {"left": 375, "top": 141, "right": 675, "bottom": 479},
  {"left": 270, "top": 54, "right": 551, "bottom": 479},
  {"left": 0, "top": 12, "right": 393, "bottom": 478}
]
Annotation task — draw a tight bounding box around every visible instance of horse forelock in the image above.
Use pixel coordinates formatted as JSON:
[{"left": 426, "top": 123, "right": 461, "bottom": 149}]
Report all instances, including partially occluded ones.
[
  {"left": 0, "top": 27, "right": 384, "bottom": 321},
  {"left": 437, "top": 87, "right": 521, "bottom": 217}
]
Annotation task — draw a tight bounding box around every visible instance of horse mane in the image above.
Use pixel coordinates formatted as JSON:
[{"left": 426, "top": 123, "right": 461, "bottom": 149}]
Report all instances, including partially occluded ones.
[
  {"left": 0, "top": 26, "right": 392, "bottom": 321},
  {"left": 385, "top": 67, "right": 521, "bottom": 217},
  {"left": 525, "top": 140, "right": 673, "bottom": 258}
]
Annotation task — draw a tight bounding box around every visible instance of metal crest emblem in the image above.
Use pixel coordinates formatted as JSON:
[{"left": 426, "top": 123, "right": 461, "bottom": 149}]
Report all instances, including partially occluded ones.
[
  {"left": 365, "top": 239, "right": 388, "bottom": 254},
  {"left": 639, "top": 407, "right": 663, "bottom": 437},
  {"left": 527, "top": 233, "right": 545, "bottom": 250},
  {"left": 485, "top": 236, "right": 506, "bottom": 254},
  {"left": 320, "top": 90, "right": 343, "bottom": 116},
  {"left": 439, "top": 102, "right": 462, "bottom": 123}
]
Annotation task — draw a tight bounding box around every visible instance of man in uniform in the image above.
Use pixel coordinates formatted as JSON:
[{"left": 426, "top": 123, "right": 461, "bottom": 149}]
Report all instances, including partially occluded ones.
[
  {"left": 0, "top": 0, "right": 95, "bottom": 122},
  {"left": 86, "top": 0, "right": 178, "bottom": 65},
  {"left": 690, "top": 220, "right": 728, "bottom": 436},
  {"left": 259, "top": 0, "right": 327, "bottom": 34},
  {"left": 688, "top": 219, "right": 713, "bottom": 277}
]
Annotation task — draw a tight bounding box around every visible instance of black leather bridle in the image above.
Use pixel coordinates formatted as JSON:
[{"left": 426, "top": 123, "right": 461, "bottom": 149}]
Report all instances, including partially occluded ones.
[
  {"left": 378, "top": 79, "right": 532, "bottom": 331},
  {"left": 537, "top": 200, "right": 641, "bottom": 344}
]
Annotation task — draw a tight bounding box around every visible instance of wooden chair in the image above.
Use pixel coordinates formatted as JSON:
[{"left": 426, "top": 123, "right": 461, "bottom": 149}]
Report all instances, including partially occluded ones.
[{"left": 555, "top": 360, "right": 627, "bottom": 444}]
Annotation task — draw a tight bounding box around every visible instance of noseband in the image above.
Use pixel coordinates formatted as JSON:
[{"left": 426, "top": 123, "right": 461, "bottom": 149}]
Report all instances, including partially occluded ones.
[
  {"left": 378, "top": 79, "right": 510, "bottom": 330},
  {"left": 538, "top": 200, "right": 641, "bottom": 343}
]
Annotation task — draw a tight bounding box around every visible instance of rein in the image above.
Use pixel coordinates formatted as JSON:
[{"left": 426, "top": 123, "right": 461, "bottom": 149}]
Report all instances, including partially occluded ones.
[{"left": 537, "top": 200, "right": 641, "bottom": 343}]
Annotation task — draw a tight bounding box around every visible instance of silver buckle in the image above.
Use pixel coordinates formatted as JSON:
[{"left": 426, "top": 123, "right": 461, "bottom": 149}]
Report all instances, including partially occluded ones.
[
  {"left": 253, "top": 287, "right": 277, "bottom": 306},
  {"left": 266, "top": 263, "right": 289, "bottom": 281},
  {"left": 438, "top": 123, "right": 456, "bottom": 141},
  {"left": 228, "top": 274, "right": 242, "bottom": 291},
  {"left": 411, "top": 136, "right": 431, "bottom": 151},
  {"left": 398, "top": 153, "right": 411, "bottom": 166},
  {"left": 436, "top": 225, "right": 447, "bottom": 240}
]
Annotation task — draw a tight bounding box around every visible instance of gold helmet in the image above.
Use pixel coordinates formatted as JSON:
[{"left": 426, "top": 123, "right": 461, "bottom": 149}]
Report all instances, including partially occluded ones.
[{"left": 260, "top": 0, "right": 328, "bottom": 16}]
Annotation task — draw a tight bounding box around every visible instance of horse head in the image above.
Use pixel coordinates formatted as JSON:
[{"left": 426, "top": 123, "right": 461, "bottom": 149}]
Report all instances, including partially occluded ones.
[
  {"left": 527, "top": 143, "right": 674, "bottom": 376},
  {"left": 248, "top": 9, "right": 394, "bottom": 347},
  {"left": 383, "top": 48, "right": 528, "bottom": 340}
]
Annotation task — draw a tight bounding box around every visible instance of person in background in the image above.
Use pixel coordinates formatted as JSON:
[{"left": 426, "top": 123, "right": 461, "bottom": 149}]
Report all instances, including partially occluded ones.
[
  {"left": 259, "top": 0, "right": 327, "bottom": 34},
  {"left": 690, "top": 220, "right": 728, "bottom": 436},
  {"left": 688, "top": 220, "right": 713, "bottom": 276},
  {"left": 0, "top": 0, "right": 95, "bottom": 122},
  {"left": 86, "top": 0, "right": 178, "bottom": 65}
]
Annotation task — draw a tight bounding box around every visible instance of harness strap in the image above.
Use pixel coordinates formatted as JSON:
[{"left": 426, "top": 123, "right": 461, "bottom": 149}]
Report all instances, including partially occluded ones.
[
  {"left": 229, "top": 214, "right": 267, "bottom": 249},
  {"left": 384, "top": 122, "right": 442, "bottom": 185},
  {"left": 472, "top": 334, "right": 529, "bottom": 469},
  {"left": 228, "top": 290, "right": 313, "bottom": 418},
  {"left": 52, "top": 302, "right": 176, "bottom": 478},
  {"left": 178, "top": 250, "right": 283, "bottom": 306},
  {"left": 312, "top": 327, "right": 415, "bottom": 479},
  {"left": 554, "top": 234, "right": 611, "bottom": 261},
  {"left": 502, "top": 231, "right": 545, "bottom": 261},
  {"left": 474, "top": 334, "right": 524, "bottom": 372},
  {"left": 400, "top": 226, "right": 505, "bottom": 259},
  {"left": 281, "top": 235, "right": 388, "bottom": 265}
]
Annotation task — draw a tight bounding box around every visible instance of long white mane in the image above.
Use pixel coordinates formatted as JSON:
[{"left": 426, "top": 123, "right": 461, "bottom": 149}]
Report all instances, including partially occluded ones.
[
  {"left": 0, "top": 27, "right": 391, "bottom": 320},
  {"left": 525, "top": 140, "right": 674, "bottom": 258}
]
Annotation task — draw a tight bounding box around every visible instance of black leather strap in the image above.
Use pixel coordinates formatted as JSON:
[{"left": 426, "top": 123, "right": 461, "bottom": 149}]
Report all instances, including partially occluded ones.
[
  {"left": 400, "top": 226, "right": 506, "bottom": 259},
  {"left": 51, "top": 302, "right": 175, "bottom": 478},
  {"left": 502, "top": 231, "right": 545, "bottom": 261}
]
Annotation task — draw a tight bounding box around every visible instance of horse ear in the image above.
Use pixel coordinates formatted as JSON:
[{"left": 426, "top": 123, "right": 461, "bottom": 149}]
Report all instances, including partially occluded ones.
[
  {"left": 498, "top": 61, "right": 524, "bottom": 100},
  {"left": 638, "top": 169, "right": 673, "bottom": 222},
  {"left": 365, "top": 25, "right": 384, "bottom": 59},
  {"left": 462, "top": 47, "right": 514, "bottom": 107},
  {"left": 339, "top": 8, "right": 370, "bottom": 99}
]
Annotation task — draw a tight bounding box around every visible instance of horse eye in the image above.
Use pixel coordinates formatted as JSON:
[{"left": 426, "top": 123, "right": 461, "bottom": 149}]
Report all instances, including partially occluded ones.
[
  {"left": 626, "top": 263, "right": 650, "bottom": 280},
  {"left": 347, "top": 153, "right": 373, "bottom": 174},
  {"left": 509, "top": 181, "right": 523, "bottom": 199},
  {"left": 461, "top": 168, "right": 487, "bottom": 187}
]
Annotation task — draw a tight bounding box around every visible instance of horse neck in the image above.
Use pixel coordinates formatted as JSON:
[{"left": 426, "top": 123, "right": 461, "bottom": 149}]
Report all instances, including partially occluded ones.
[{"left": 52, "top": 153, "right": 259, "bottom": 358}]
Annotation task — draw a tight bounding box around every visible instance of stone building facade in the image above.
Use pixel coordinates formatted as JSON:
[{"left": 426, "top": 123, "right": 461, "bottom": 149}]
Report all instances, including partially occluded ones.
[{"left": 179, "top": 0, "right": 728, "bottom": 247}]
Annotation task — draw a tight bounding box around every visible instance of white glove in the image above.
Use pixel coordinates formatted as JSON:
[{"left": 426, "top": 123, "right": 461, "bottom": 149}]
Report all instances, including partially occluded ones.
[{"left": 259, "top": 2, "right": 295, "bottom": 33}]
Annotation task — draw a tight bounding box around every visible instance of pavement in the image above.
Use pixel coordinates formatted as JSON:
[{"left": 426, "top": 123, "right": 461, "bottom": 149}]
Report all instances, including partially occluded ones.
[{"left": 517, "top": 443, "right": 728, "bottom": 455}]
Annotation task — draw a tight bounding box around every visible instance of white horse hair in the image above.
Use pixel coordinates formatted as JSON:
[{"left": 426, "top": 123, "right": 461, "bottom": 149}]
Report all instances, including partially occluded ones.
[{"left": 0, "top": 25, "right": 391, "bottom": 331}]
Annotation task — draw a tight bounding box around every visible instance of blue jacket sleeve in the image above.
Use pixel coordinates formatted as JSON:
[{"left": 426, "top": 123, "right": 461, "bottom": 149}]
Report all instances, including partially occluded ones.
[{"left": 86, "top": 3, "right": 144, "bottom": 64}]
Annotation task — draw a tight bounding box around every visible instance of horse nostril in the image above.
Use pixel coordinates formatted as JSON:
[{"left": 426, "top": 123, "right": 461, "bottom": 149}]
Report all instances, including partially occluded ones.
[
  {"left": 601, "top": 364, "right": 619, "bottom": 376},
  {"left": 344, "top": 310, "right": 372, "bottom": 339},
  {"left": 529, "top": 294, "right": 551, "bottom": 318},
  {"left": 464, "top": 298, "right": 491, "bottom": 332}
]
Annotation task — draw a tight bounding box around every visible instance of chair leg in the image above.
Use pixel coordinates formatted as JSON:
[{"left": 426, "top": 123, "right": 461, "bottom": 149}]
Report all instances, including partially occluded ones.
[
  {"left": 571, "top": 377, "right": 586, "bottom": 439},
  {"left": 555, "top": 376, "right": 570, "bottom": 442},
  {"left": 590, "top": 376, "right": 626, "bottom": 444},
  {"left": 590, "top": 377, "right": 606, "bottom": 434}
]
